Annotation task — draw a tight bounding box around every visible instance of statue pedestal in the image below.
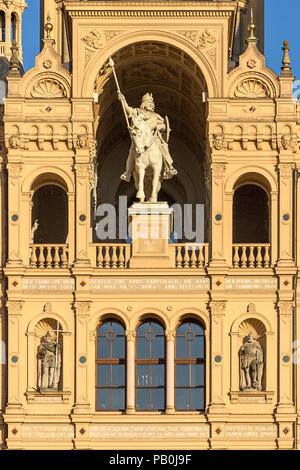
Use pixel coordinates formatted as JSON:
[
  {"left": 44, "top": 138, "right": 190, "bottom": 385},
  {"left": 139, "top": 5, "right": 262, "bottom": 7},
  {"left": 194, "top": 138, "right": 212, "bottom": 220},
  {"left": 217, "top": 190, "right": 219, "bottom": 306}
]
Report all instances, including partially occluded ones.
[{"left": 128, "top": 202, "right": 173, "bottom": 268}]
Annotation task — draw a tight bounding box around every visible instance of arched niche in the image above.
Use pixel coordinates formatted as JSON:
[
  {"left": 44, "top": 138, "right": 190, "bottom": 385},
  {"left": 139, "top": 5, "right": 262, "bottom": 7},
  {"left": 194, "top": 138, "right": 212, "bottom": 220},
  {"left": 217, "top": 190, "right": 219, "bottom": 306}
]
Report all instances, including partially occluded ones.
[
  {"left": 31, "top": 184, "right": 68, "bottom": 244},
  {"left": 93, "top": 40, "right": 210, "bottom": 243}
]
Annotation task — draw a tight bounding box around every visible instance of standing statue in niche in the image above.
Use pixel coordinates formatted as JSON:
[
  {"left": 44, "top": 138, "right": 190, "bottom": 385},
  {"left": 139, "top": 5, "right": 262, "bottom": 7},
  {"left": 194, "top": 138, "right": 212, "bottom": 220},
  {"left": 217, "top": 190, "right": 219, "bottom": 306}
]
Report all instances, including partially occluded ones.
[
  {"left": 240, "top": 331, "right": 263, "bottom": 391},
  {"left": 109, "top": 57, "right": 177, "bottom": 202},
  {"left": 37, "top": 330, "right": 61, "bottom": 390}
]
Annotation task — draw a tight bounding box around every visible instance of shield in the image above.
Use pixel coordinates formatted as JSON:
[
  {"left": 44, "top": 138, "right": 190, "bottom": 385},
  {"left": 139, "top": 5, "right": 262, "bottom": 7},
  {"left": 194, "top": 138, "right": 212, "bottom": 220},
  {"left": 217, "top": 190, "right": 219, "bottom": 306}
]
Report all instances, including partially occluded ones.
[{"left": 164, "top": 116, "right": 171, "bottom": 143}]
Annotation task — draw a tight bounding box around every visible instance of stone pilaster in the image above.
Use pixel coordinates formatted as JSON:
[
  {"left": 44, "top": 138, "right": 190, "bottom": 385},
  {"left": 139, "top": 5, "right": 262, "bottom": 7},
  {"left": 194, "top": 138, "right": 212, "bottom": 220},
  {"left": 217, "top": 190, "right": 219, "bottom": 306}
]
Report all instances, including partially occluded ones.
[
  {"left": 5, "top": 300, "right": 23, "bottom": 412},
  {"left": 73, "top": 301, "right": 91, "bottom": 413}
]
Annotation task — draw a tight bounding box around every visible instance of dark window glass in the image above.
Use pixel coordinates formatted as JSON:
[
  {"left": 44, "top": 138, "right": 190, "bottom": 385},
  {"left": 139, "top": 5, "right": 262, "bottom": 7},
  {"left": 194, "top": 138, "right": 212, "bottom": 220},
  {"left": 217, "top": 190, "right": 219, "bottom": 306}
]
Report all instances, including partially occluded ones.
[
  {"left": 96, "top": 320, "right": 125, "bottom": 411},
  {"left": 175, "top": 320, "right": 205, "bottom": 411},
  {"left": 136, "top": 320, "right": 165, "bottom": 411}
]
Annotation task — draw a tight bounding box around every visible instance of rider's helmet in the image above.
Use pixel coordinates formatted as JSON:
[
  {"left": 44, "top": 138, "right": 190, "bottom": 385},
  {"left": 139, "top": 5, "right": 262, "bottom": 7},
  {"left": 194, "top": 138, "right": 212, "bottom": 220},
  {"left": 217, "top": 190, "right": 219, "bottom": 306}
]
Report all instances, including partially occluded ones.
[{"left": 141, "top": 93, "right": 154, "bottom": 108}]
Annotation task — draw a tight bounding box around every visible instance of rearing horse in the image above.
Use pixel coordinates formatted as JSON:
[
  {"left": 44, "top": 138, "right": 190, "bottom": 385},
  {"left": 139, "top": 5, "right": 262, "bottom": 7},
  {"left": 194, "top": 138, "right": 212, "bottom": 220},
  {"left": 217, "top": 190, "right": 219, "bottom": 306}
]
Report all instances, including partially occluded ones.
[{"left": 130, "top": 115, "right": 163, "bottom": 202}]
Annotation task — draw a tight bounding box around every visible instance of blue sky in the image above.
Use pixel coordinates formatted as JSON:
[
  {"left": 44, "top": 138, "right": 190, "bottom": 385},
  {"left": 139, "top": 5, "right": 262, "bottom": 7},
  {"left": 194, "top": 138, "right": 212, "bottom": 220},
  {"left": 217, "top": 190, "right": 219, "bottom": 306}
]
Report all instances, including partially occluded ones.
[{"left": 22, "top": 0, "right": 300, "bottom": 80}]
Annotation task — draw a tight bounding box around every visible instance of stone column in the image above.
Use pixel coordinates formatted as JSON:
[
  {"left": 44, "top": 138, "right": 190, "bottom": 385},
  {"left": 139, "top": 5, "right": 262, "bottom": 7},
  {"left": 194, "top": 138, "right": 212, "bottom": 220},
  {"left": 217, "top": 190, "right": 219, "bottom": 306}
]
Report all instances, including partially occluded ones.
[
  {"left": 230, "top": 331, "right": 239, "bottom": 391},
  {"left": 165, "top": 330, "right": 175, "bottom": 414},
  {"left": 73, "top": 301, "right": 91, "bottom": 413},
  {"left": 6, "top": 300, "right": 23, "bottom": 411},
  {"left": 208, "top": 301, "right": 226, "bottom": 412},
  {"left": 125, "top": 330, "right": 135, "bottom": 414}
]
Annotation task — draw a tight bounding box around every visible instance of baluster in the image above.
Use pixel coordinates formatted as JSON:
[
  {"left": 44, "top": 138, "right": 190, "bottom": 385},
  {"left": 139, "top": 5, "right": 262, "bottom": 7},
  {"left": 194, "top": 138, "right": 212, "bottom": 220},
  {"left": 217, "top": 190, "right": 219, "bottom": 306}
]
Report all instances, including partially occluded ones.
[
  {"left": 61, "top": 246, "right": 68, "bottom": 268},
  {"left": 97, "top": 245, "right": 104, "bottom": 268},
  {"left": 241, "top": 246, "right": 247, "bottom": 268},
  {"left": 104, "top": 245, "right": 110, "bottom": 268},
  {"left": 176, "top": 246, "right": 182, "bottom": 268},
  {"left": 36, "top": 246, "right": 43, "bottom": 268},
  {"left": 111, "top": 246, "right": 117, "bottom": 268},
  {"left": 119, "top": 246, "right": 125, "bottom": 268},
  {"left": 183, "top": 246, "right": 190, "bottom": 268},
  {"left": 248, "top": 246, "right": 255, "bottom": 268},
  {"left": 256, "top": 246, "right": 262, "bottom": 268},
  {"left": 46, "top": 246, "right": 52, "bottom": 268},
  {"left": 264, "top": 245, "right": 270, "bottom": 267},
  {"left": 30, "top": 246, "right": 37, "bottom": 268},
  {"left": 190, "top": 246, "right": 197, "bottom": 268},
  {"left": 233, "top": 246, "right": 239, "bottom": 268},
  {"left": 53, "top": 246, "right": 60, "bottom": 269},
  {"left": 198, "top": 246, "right": 204, "bottom": 268}
]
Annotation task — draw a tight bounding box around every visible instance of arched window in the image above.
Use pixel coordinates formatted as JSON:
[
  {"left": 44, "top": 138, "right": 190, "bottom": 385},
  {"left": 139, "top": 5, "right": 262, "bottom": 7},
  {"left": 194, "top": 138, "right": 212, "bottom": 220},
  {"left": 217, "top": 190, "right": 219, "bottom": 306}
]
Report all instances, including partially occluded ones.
[
  {"left": 31, "top": 184, "right": 68, "bottom": 244},
  {"left": 0, "top": 11, "right": 5, "bottom": 42},
  {"left": 175, "top": 320, "right": 205, "bottom": 411},
  {"left": 11, "top": 13, "right": 17, "bottom": 42},
  {"left": 233, "top": 184, "right": 269, "bottom": 243},
  {"left": 96, "top": 320, "right": 125, "bottom": 411},
  {"left": 136, "top": 320, "right": 165, "bottom": 410}
]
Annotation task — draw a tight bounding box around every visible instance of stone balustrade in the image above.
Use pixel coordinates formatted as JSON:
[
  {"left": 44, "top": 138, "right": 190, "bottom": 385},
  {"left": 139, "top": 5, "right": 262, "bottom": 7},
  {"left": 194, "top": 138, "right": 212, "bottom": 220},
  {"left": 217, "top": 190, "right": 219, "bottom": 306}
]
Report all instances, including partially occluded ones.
[
  {"left": 29, "top": 244, "right": 68, "bottom": 269},
  {"left": 95, "top": 244, "right": 131, "bottom": 268},
  {"left": 172, "top": 243, "right": 209, "bottom": 269},
  {"left": 232, "top": 244, "right": 271, "bottom": 268}
]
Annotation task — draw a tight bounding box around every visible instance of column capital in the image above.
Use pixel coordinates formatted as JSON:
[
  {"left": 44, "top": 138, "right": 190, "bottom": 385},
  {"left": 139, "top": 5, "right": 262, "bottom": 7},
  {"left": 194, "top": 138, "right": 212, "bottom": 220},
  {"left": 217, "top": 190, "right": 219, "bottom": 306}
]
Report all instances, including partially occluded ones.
[
  {"left": 6, "top": 300, "right": 23, "bottom": 315},
  {"left": 74, "top": 301, "right": 91, "bottom": 315},
  {"left": 165, "top": 330, "right": 176, "bottom": 342},
  {"left": 278, "top": 301, "right": 294, "bottom": 315},
  {"left": 125, "top": 330, "right": 136, "bottom": 341},
  {"left": 210, "top": 301, "right": 226, "bottom": 315}
]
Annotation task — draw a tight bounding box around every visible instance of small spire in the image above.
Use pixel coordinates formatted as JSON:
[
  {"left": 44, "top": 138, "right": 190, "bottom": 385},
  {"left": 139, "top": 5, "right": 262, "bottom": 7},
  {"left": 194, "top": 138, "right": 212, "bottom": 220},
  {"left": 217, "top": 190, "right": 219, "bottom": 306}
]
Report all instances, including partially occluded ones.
[
  {"left": 281, "top": 39, "right": 292, "bottom": 76},
  {"left": 8, "top": 40, "right": 20, "bottom": 76},
  {"left": 247, "top": 8, "right": 257, "bottom": 43},
  {"left": 44, "top": 14, "right": 53, "bottom": 39}
]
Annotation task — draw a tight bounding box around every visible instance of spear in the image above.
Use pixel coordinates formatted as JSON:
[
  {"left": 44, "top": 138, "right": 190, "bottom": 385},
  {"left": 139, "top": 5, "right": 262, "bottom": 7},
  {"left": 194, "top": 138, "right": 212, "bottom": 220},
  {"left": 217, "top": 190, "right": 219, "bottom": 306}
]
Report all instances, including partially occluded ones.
[{"left": 108, "top": 56, "right": 130, "bottom": 130}]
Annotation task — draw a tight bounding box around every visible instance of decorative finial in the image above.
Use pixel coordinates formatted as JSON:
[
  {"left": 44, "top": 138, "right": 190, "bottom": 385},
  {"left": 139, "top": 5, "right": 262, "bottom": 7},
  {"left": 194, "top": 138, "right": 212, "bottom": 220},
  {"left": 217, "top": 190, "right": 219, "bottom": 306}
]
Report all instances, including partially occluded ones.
[
  {"left": 281, "top": 39, "right": 292, "bottom": 76},
  {"left": 44, "top": 14, "right": 53, "bottom": 39},
  {"left": 248, "top": 8, "right": 256, "bottom": 41},
  {"left": 8, "top": 40, "right": 20, "bottom": 76}
]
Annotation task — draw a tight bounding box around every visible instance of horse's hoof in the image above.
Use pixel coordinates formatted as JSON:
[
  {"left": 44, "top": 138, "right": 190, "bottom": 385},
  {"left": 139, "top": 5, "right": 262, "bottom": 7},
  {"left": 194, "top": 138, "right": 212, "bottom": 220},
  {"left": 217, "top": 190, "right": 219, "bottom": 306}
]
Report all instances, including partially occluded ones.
[
  {"left": 136, "top": 191, "right": 143, "bottom": 199},
  {"left": 149, "top": 196, "right": 157, "bottom": 202}
]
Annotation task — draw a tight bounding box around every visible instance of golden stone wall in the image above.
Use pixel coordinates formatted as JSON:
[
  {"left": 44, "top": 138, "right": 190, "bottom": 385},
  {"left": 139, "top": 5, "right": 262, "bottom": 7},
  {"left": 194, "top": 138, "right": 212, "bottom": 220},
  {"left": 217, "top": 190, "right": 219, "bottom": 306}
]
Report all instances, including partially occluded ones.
[{"left": 0, "top": 1, "right": 299, "bottom": 450}]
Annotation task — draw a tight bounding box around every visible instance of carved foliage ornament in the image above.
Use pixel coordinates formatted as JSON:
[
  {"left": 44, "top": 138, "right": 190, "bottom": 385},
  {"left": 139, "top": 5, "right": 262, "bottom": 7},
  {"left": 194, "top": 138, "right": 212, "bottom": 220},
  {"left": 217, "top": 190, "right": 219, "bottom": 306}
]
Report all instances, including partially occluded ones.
[
  {"left": 82, "top": 30, "right": 122, "bottom": 50},
  {"left": 212, "top": 134, "right": 225, "bottom": 150},
  {"left": 234, "top": 79, "right": 270, "bottom": 98},
  {"left": 182, "top": 30, "right": 216, "bottom": 49},
  {"left": 31, "top": 79, "right": 67, "bottom": 98}
]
